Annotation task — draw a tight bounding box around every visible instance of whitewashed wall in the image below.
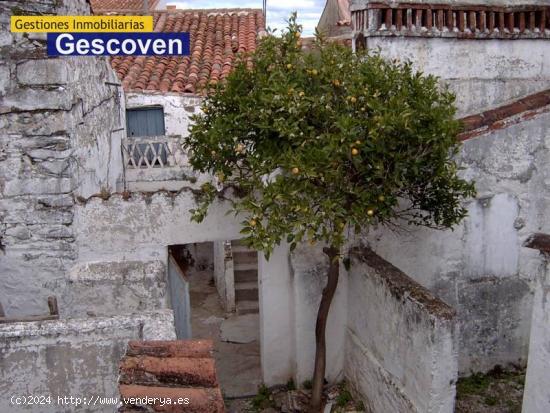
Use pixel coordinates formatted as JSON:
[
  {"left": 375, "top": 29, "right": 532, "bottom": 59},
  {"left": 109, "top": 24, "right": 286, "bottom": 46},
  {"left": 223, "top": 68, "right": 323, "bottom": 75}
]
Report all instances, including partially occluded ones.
[
  {"left": 345, "top": 248, "right": 457, "bottom": 413},
  {"left": 0, "top": 310, "right": 175, "bottom": 413},
  {"left": 365, "top": 108, "right": 550, "bottom": 374},
  {"left": 362, "top": 38, "right": 550, "bottom": 117},
  {"left": 522, "top": 257, "right": 550, "bottom": 413}
]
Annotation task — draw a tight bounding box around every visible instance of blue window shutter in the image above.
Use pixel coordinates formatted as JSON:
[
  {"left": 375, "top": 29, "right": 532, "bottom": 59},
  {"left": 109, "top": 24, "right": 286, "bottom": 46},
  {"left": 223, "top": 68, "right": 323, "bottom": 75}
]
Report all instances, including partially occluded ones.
[{"left": 126, "top": 107, "right": 165, "bottom": 137}]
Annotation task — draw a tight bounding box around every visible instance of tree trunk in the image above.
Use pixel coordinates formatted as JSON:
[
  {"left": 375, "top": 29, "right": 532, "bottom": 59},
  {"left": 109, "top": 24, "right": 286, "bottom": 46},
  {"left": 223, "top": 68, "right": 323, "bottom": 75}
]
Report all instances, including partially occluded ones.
[{"left": 309, "top": 246, "right": 340, "bottom": 412}]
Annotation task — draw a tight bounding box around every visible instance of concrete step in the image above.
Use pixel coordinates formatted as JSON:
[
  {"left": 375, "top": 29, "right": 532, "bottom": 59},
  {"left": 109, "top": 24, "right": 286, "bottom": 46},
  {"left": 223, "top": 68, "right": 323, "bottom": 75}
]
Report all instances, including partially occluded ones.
[
  {"left": 234, "top": 269, "right": 258, "bottom": 283},
  {"left": 235, "top": 281, "right": 258, "bottom": 301},
  {"left": 236, "top": 300, "right": 259, "bottom": 315},
  {"left": 232, "top": 250, "right": 258, "bottom": 264},
  {"left": 234, "top": 262, "right": 258, "bottom": 271},
  {"left": 231, "top": 244, "right": 254, "bottom": 253}
]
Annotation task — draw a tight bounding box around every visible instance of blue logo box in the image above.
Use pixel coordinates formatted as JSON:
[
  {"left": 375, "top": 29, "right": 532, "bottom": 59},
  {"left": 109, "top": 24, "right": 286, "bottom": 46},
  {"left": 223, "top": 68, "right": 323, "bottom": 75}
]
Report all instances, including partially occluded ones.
[{"left": 47, "top": 32, "right": 190, "bottom": 56}]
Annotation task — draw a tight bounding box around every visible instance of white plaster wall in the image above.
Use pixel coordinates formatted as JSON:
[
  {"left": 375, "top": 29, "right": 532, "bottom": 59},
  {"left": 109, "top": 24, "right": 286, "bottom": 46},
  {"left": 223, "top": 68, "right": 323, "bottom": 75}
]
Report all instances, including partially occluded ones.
[
  {"left": 259, "top": 242, "right": 296, "bottom": 386},
  {"left": 365, "top": 109, "right": 550, "bottom": 373},
  {"left": 74, "top": 192, "right": 244, "bottom": 263},
  {"left": 522, "top": 260, "right": 550, "bottom": 413},
  {"left": 0, "top": 310, "right": 176, "bottom": 413},
  {"left": 345, "top": 251, "right": 458, "bottom": 413},
  {"left": 290, "top": 243, "right": 348, "bottom": 385},
  {"left": 364, "top": 37, "right": 550, "bottom": 117}
]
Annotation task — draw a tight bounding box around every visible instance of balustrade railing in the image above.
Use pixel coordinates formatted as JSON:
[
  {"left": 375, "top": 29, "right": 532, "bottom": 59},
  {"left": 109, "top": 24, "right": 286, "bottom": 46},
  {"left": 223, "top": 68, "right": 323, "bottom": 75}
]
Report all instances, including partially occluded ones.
[{"left": 351, "top": 2, "right": 550, "bottom": 39}]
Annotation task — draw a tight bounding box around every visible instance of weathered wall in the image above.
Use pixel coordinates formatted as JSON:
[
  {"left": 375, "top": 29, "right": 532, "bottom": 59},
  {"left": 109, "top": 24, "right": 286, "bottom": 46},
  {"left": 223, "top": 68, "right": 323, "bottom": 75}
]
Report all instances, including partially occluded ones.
[
  {"left": 213, "top": 240, "right": 235, "bottom": 312},
  {"left": 364, "top": 37, "right": 550, "bottom": 117},
  {"left": 74, "top": 191, "right": 244, "bottom": 262},
  {"left": 0, "top": 0, "right": 125, "bottom": 317},
  {"left": 522, "top": 256, "right": 550, "bottom": 413},
  {"left": 365, "top": 108, "right": 550, "bottom": 374},
  {"left": 0, "top": 310, "right": 176, "bottom": 413},
  {"left": 62, "top": 260, "right": 168, "bottom": 318},
  {"left": 345, "top": 248, "right": 457, "bottom": 413}
]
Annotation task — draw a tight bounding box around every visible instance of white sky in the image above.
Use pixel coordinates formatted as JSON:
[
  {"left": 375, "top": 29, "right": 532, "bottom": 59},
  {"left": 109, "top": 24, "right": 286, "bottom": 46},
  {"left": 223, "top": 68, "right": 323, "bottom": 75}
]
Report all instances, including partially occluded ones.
[{"left": 167, "top": 0, "right": 326, "bottom": 35}]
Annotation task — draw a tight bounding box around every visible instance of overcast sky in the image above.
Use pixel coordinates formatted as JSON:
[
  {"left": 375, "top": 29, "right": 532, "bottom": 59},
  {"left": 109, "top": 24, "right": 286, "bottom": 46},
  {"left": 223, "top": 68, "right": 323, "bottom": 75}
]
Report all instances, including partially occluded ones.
[{"left": 168, "top": 0, "right": 325, "bottom": 35}]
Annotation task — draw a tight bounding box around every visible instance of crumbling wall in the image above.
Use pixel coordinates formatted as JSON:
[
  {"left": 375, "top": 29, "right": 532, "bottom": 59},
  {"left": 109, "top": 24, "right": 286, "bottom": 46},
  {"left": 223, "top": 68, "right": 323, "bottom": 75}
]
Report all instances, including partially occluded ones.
[
  {"left": 365, "top": 108, "right": 550, "bottom": 374},
  {"left": 0, "top": 310, "right": 176, "bottom": 413},
  {"left": 345, "top": 248, "right": 457, "bottom": 413},
  {"left": 0, "top": 0, "right": 125, "bottom": 317}
]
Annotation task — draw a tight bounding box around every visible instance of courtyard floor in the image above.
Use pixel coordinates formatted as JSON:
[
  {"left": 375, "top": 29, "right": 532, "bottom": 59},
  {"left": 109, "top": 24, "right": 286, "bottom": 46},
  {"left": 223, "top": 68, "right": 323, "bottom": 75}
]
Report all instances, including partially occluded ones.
[{"left": 187, "top": 265, "right": 262, "bottom": 399}]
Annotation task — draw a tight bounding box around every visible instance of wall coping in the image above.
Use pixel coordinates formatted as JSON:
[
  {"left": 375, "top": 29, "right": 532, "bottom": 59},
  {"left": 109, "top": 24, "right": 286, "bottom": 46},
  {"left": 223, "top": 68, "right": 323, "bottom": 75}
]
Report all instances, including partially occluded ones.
[
  {"left": 458, "top": 89, "right": 550, "bottom": 140},
  {"left": 351, "top": 1, "right": 550, "bottom": 40},
  {"left": 351, "top": 247, "right": 456, "bottom": 320}
]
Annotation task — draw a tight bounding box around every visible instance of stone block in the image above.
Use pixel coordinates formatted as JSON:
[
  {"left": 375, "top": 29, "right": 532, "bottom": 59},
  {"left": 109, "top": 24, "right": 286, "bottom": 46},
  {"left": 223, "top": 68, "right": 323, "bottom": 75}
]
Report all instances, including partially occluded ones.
[{"left": 16, "top": 59, "right": 69, "bottom": 85}]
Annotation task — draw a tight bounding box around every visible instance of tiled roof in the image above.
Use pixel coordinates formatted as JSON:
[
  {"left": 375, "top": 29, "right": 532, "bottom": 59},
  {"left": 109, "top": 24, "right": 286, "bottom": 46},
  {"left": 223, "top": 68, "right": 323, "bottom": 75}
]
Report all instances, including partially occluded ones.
[
  {"left": 90, "top": 0, "right": 159, "bottom": 12},
  {"left": 118, "top": 339, "right": 225, "bottom": 412},
  {"left": 110, "top": 9, "right": 265, "bottom": 95}
]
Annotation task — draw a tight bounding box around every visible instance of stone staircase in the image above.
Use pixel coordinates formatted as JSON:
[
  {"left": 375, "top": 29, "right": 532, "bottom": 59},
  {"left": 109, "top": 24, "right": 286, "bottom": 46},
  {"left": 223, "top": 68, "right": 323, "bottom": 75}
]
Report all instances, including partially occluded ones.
[{"left": 231, "top": 241, "right": 259, "bottom": 315}]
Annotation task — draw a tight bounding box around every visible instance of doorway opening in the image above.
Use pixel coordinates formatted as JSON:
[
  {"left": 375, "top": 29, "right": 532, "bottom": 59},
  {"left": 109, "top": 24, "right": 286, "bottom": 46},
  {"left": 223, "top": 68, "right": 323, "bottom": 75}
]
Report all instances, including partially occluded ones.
[{"left": 168, "top": 241, "right": 262, "bottom": 398}]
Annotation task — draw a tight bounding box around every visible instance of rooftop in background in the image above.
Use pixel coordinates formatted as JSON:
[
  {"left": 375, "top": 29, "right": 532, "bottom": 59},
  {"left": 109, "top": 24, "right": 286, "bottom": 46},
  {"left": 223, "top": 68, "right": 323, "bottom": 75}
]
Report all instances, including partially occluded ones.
[
  {"left": 105, "top": 8, "right": 265, "bottom": 94},
  {"left": 318, "top": 0, "right": 352, "bottom": 39},
  {"left": 90, "top": 0, "right": 161, "bottom": 13}
]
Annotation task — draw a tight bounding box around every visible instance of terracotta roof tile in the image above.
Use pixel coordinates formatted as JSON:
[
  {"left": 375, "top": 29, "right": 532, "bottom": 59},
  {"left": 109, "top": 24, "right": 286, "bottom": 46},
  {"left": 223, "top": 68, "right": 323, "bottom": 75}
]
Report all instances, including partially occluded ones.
[
  {"left": 118, "top": 340, "right": 224, "bottom": 413},
  {"left": 90, "top": 0, "right": 160, "bottom": 13},
  {"left": 109, "top": 9, "right": 266, "bottom": 95}
]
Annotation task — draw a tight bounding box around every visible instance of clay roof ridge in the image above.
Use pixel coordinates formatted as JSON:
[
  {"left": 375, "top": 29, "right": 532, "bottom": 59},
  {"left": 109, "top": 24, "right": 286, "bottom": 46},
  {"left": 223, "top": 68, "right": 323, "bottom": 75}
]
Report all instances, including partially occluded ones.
[{"left": 459, "top": 88, "right": 550, "bottom": 141}]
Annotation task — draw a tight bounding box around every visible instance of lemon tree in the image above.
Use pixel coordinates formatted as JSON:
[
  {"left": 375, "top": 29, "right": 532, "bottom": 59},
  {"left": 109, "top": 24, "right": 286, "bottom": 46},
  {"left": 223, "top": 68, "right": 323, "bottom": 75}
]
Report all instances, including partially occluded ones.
[{"left": 184, "top": 14, "right": 474, "bottom": 411}]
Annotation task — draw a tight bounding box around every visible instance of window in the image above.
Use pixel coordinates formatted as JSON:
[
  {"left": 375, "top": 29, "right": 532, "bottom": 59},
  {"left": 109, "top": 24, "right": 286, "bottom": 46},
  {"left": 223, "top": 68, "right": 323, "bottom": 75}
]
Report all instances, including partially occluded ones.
[{"left": 126, "top": 107, "right": 167, "bottom": 167}]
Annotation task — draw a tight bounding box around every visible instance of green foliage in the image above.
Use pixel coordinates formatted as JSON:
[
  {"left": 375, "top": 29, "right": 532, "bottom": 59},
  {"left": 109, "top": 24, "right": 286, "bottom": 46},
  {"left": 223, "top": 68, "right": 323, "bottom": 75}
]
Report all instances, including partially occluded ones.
[
  {"left": 185, "top": 14, "right": 475, "bottom": 257},
  {"left": 336, "top": 389, "right": 352, "bottom": 407},
  {"left": 286, "top": 378, "right": 296, "bottom": 391},
  {"left": 456, "top": 372, "right": 491, "bottom": 396},
  {"left": 302, "top": 379, "right": 313, "bottom": 390},
  {"left": 251, "top": 384, "right": 274, "bottom": 411}
]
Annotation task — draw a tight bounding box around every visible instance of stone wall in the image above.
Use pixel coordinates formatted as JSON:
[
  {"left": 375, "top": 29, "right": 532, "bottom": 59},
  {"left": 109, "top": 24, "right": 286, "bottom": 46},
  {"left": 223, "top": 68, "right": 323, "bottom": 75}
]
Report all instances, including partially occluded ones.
[
  {"left": 345, "top": 248, "right": 457, "bottom": 413},
  {"left": 0, "top": 0, "right": 125, "bottom": 317},
  {"left": 0, "top": 310, "right": 176, "bottom": 413},
  {"left": 365, "top": 106, "right": 550, "bottom": 374}
]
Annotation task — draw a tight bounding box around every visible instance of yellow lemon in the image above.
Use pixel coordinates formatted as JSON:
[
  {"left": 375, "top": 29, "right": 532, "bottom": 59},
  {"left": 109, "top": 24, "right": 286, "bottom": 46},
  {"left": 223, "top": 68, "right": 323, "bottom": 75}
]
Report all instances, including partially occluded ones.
[
  {"left": 311, "top": 69, "right": 318, "bottom": 76},
  {"left": 249, "top": 219, "right": 257, "bottom": 227},
  {"left": 355, "top": 140, "right": 362, "bottom": 145},
  {"left": 291, "top": 167, "right": 300, "bottom": 175},
  {"left": 378, "top": 195, "right": 385, "bottom": 202},
  {"left": 367, "top": 209, "right": 374, "bottom": 217},
  {"left": 351, "top": 148, "right": 359, "bottom": 156},
  {"left": 287, "top": 63, "right": 293, "bottom": 69}
]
